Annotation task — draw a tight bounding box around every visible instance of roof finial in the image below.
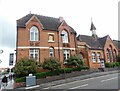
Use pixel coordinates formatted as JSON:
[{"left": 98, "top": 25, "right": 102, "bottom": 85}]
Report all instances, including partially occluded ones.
[
  {"left": 29, "top": 11, "right": 31, "bottom": 14},
  {"left": 91, "top": 18, "right": 93, "bottom": 24}
]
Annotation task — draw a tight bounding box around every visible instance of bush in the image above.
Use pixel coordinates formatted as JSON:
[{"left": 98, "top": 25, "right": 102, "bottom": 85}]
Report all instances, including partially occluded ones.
[
  {"left": 64, "top": 55, "right": 84, "bottom": 68},
  {"left": 105, "top": 62, "right": 120, "bottom": 68},
  {"left": 14, "top": 58, "right": 38, "bottom": 78},
  {"left": 105, "top": 62, "right": 111, "bottom": 68},
  {"left": 15, "top": 77, "right": 26, "bottom": 82},
  {"left": 42, "top": 58, "right": 61, "bottom": 71},
  {"left": 114, "top": 62, "right": 120, "bottom": 67},
  {"left": 35, "top": 72, "right": 47, "bottom": 79}
]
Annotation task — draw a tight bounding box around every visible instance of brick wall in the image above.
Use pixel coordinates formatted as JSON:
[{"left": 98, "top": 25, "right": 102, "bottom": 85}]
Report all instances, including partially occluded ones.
[{"left": 17, "top": 16, "right": 76, "bottom": 64}]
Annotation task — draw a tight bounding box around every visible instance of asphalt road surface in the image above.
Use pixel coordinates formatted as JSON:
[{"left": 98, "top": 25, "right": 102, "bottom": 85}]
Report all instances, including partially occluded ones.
[{"left": 43, "top": 73, "right": 120, "bottom": 89}]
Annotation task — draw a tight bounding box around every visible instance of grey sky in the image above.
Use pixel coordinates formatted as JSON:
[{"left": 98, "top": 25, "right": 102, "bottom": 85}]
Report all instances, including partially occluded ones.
[
  {"left": 0, "top": 0, "right": 119, "bottom": 49},
  {"left": 0, "top": 0, "right": 119, "bottom": 68}
]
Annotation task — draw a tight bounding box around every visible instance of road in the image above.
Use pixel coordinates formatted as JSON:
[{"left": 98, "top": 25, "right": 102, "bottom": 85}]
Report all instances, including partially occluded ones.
[{"left": 43, "top": 73, "right": 120, "bottom": 89}]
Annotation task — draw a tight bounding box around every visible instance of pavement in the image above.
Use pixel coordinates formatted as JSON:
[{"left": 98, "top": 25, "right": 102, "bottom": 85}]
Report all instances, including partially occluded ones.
[
  {"left": 0, "top": 74, "right": 14, "bottom": 90},
  {"left": 23, "top": 70, "right": 119, "bottom": 90}
]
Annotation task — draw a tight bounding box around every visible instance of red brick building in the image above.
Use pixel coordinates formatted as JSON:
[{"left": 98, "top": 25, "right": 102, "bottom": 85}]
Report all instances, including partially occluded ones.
[
  {"left": 77, "top": 21, "right": 118, "bottom": 68},
  {"left": 16, "top": 14, "right": 118, "bottom": 69},
  {"left": 16, "top": 14, "right": 77, "bottom": 66},
  {"left": 113, "top": 40, "right": 120, "bottom": 55}
]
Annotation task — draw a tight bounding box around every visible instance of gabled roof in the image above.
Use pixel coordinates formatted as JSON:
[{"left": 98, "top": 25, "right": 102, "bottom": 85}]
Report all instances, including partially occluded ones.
[
  {"left": 17, "top": 14, "right": 76, "bottom": 33},
  {"left": 98, "top": 35, "right": 108, "bottom": 48},
  {"left": 77, "top": 35, "right": 103, "bottom": 50},
  {"left": 113, "top": 40, "right": 120, "bottom": 50}
]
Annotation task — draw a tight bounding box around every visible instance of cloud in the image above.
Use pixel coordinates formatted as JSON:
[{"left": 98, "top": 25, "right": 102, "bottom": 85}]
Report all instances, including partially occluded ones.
[{"left": 0, "top": 17, "right": 16, "bottom": 48}]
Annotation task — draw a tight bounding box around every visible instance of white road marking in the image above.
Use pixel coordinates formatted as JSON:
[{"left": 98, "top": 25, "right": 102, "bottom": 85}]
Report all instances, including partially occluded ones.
[
  {"left": 25, "top": 85, "right": 39, "bottom": 89},
  {"left": 43, "top": 74, "right": 112, "bottom": 89},
  {"left": 69, "top": 84, "right": 88, "bottom": 89},
  {"left": 43, "top": 78, "right": 93, "bottom": 89},
  {"left": 101, "top": 77, "right": 118, "bottom": 82}
]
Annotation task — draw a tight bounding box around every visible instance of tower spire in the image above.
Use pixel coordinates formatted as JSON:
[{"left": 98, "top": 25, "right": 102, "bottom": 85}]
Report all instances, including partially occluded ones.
[{"left": 90, "top": 18, "right": 97, "bottom": 39}]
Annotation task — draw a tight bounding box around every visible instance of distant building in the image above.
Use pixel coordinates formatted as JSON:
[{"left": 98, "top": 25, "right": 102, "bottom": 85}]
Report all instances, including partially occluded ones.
[{"left": 9, "top": 53, "right": 14, "bottom": 66}]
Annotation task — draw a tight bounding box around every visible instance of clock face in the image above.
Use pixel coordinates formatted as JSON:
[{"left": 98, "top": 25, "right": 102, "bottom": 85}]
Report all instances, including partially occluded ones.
[{"left": 0, "top": 50, "right": 3, "bottom": 54}]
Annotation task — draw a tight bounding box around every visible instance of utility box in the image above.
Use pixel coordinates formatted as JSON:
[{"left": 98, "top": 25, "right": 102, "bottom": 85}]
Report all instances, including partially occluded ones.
[{"left": 26, "top": 75, "right": 36, "bottom": 87}]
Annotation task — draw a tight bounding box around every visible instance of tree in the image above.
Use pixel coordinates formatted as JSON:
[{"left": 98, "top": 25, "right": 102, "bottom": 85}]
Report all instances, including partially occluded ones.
[
  {"left": 42, "top": 57, "right": 61, "bottom": 71},
  {"left": 64, "top": 55, "right": 84, "bottom": 68},
  {"left": 14, "top": 58, "right": 38, "bottom": 78}
]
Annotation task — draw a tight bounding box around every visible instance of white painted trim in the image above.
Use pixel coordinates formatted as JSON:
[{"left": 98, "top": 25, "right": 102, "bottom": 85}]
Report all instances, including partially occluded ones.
[
  {"left": 48, "top": 40, "right": 55, "bottom": 43},
  {"left": 55, "top": 47, "right": 75, "bottom": 50},
  {"left": 17, "top": 46, "right": 76, "bottom": 50},
  {"left": 48, "top": 33, "right": 55, "bottom": 35},
  {"left": 17, "top": 46, "right": 49, "bottom": 49}
]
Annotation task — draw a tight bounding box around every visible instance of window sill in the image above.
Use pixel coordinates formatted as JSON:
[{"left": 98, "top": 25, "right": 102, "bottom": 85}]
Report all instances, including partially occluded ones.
[
  {"left": 93, "top": 62, "right": 100, "bottom": 64},
  {"left": 48, "top": 40, "right": 55, "bottom": 43}
]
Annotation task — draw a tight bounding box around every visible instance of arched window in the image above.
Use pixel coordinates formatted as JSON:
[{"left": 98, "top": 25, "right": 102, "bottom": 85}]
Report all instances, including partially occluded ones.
[
  {"left": 61, "top": 30, "right": 68, "bottom": 43},
  {"left": 113, "top": 49, "right": 117, "bottom": 61},
  {"left": 49, "top": 47, "right": 54, "bottom": 57},
  {"left": 92, "top": 52, "right": 96, "bottom": 63},
  {"left": 30, "top": 26, "right": 39, "bottom": 41},
  {"left": 97, "top": 52, "right": 101, "bottom": 63},
  {"left": 106, "top": 49, "right": 110, "bottom": 62},
  {"left": 109, "top": 45, "right": 113, "bottom": 62}
]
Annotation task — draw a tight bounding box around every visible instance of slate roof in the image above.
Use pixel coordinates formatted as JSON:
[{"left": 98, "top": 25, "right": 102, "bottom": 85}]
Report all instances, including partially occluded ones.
[
  {"left": 98, "top": 35, "right": 108, "bottom": 48},
  {"left": 77, "top": 35, "right": 103, "bottom": 50},
  {"left": 17, "top": 14, "right": 76, "bottom": 33},
  {"left": 113, "top": 40, "right": 120, "bottom": 50}
]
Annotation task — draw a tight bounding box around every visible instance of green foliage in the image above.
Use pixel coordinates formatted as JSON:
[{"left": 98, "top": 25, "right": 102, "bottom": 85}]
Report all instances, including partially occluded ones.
[
  {"left": 64, "top": 55, "right": 84, "bottom": 68},
  {"left": 105, "top": 62, "right": 113, "bottom": 68},
  {"left": 15, "top": 66, "right": 89, "bottom": 82},
  {"left": 42, "top": 58, "right": 61, "bottom": 71},
  {"left": 105, "top": 62, "right": 120, "bottom": 68},
  {"left": 15, "top": 77, "right": 26, "bottom": 82},
  {"left": 14, "top": 58, "right": 38, "bottom": 78}
]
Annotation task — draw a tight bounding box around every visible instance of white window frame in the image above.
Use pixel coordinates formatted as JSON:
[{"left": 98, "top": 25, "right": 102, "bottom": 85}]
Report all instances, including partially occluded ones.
[
  {"left": 30, "top": 26, "right": 39, "bottom": 41},
  {"left": 61, "top": 30, "right": 69, "bottom": 43},
  {"left": 92, "top": 52, "right": 96, "bottom": 63},
  {"left": 106, "top": 49, "right": 110, "bottom": 62},
  {"left": 49, "top": 47, "right": 54, "bottom": 57},
  {"left": 30, "top": 49, "right": 39, "bottom": 62},
  {"left": 97, "top": 52, "right": 101, "bottom": 63}
]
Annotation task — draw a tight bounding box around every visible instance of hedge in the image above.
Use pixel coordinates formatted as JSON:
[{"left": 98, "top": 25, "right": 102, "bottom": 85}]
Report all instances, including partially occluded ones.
[
  {"left": 105, "top": 62, "right": 120, "bottom": 68},
  {"left": 15, "top": 66, "right": 89, "bottom": 82}
]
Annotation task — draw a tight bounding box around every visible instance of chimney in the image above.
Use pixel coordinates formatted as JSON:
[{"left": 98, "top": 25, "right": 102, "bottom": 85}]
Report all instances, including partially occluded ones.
[{"left": 59, "top": 17, "right": 64, "bottom": 22}]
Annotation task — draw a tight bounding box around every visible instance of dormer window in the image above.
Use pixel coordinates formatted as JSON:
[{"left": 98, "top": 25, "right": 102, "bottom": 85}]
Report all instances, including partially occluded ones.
[
  {"left": 61, "top": 30, "right": 68, "bottom": 43},
  {"left": 30, "top": 26, "right": 39, "bottom": 41}
]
